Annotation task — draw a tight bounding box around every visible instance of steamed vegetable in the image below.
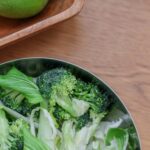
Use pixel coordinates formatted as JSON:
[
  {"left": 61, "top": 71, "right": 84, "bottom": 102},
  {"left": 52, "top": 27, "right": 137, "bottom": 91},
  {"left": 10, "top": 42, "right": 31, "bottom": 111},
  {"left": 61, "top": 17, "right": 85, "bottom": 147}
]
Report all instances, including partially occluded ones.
[
  {"left": 23, "top": 128, "right": 49, "bottom": 150},
  {"left": 0, "top": 88, "right": 38, "bottom": 116},
  {"left": 0, "top": 67, "right": 43, "bottom": 104},
  {"left": 72, "top": 80, "right": 113, "bottom": 113},
  {"left": 9, "top": 119, "right": 29, "bottom": 150},
  {"left": 60, "top": 112, "right": 105, "bottom": 150},
  {"left": 105, "top": 128, "right": 129, "bottom": 150},
  {"left": 0, "top": 109, "right": 10, "bottom": 150},
  {"left": 75, "top": 111, "right": 92, "bottom": 130},
  {"left": 37, "top": 68, "right": 90, "bottom": 117},
  {"left": 127, "top": 126, "right": 139, "bottom": 150},
  {"left": 0, "top": 109, "right": 27, "bottom": 150},
  {"left": 38, "top": 108, "right": 61, "bottom": 150},
  {"left": 0, "top": 67, "right": 139, "bottom": 150}
]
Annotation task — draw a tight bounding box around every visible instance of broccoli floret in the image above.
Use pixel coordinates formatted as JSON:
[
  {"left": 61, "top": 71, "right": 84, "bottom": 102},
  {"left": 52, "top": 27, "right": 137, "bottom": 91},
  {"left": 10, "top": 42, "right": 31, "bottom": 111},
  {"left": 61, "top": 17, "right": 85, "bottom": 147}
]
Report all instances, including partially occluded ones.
[
  {"left": 36, "top": 68, "right": 76, "bottom": 100},
  {"left": 72, "top": 80, "right": 113, "bottom": 113},
  {"left": 0, "top": 109, "right": 27, "bottom": 150},
  {"left": 53, "top": 104, "right": 71, "bottom": 128},
  {"left": 37, "top": 68, "right": 113, "bottom": 129},
  {"left": 9, "top": 135, "right": 23, "bottom": 150},
  {"left": 0, "top": 88, "right": 38, "bottom": 116},
  {"left": 36, "top": 68, "right": 78, "bottom": 116},
  {"left": 9, "top": 119, "right": 29, "bottom": 150},
  {"left": 75, "top": 111, "right": 92, "bottom": 130}
]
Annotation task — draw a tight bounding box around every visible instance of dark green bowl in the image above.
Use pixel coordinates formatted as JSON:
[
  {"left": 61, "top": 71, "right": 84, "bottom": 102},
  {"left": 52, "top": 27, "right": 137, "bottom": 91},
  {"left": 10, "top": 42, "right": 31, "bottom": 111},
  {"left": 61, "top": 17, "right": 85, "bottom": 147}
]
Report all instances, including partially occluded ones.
[{"left": 0, "top": 57, "right": 141, "bottom": 149}]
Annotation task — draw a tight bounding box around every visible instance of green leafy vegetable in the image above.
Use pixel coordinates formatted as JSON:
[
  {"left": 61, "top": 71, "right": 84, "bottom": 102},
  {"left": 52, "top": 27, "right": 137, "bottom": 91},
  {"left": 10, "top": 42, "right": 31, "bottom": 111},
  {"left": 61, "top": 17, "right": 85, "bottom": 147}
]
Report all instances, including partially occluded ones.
[
  {"left": 23, "top": 128, "right": 49, "bottom": 150},
  {"left": 0, "top": 67, "right": 139, "bottom": 150},
  {"left": 53, "top": 104, "right": 71, "bottom": 128},
  {"left": 105, "top": 128, "right": 129, "bottom": 150},
  {"left": 0, "top": 100, "right": 31, "bottom": 124},
  {"left": 127, "top": 126, "right": 139, "bottom": 150},
  {"left": 37, "top": 68, "right": 89, "bottom": 117},
  {"left": 94, "top": 119, "right": 122, "bottom": 140},
  {"left": 38, "top": 108, "right": 61, "bottom": 150},
  {"left": 60, "top": 113, "right": 105, "bottom": 150},
  {"left": 0, "top": 88, "right": 38, "bottom": 116},
  {"left": 0, "top": 67, "right": 43, "bottom": 104},
  {"left": 9, "top": 119, "right": 29, "bottom": 150},
  {"left": 0, "top": 109, "right": 10, "bottom": 150},
  {"left": 75, "top": 111, "right": 92, "bottom": 130}
]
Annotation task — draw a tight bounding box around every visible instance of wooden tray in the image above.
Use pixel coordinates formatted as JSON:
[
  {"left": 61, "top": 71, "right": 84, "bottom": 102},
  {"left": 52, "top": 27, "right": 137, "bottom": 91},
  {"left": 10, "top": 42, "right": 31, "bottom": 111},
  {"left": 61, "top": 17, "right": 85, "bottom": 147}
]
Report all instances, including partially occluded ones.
[{"left": 0, "top": 0, "right": 85, "bottom": 48}]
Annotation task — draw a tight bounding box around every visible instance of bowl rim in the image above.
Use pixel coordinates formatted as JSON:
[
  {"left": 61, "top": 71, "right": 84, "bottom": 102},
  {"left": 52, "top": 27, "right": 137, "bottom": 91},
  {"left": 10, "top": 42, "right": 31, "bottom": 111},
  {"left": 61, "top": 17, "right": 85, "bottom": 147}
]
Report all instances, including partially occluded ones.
[{"left": 0, "top": 57, "right": 142, "bottom": 149}]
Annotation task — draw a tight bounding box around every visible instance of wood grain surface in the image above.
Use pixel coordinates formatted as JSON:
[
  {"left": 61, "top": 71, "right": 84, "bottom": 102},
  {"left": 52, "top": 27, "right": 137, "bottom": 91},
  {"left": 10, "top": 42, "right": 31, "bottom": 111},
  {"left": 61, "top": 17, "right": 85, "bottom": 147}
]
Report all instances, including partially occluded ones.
[
  {"left": 0, "top": 0, "right": 85, "bottom": 47},
  {"left": 0, "top": 0, "right": 150, "bottom": 149}
]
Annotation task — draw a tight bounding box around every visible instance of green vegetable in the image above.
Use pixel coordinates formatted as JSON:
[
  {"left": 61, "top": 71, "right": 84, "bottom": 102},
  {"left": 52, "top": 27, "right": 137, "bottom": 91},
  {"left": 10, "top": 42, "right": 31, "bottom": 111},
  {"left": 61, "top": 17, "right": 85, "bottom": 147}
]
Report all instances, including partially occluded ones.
[
  {"left": 60, "top": 113, "right": 105, "bottom": 150},
  {"left": 52, "top": 97, "right": 90, "bottom": 126},
  {"left": 127, "top": 126, "right": 139, "bottom": 150},
  {"left": 0, "top": 88, "right": 38, "bottom": 116},
  {"left": 37, "top": 68, "right": 89, "bottom": 117},
  {"left": 0, "top": 67, "right": 43, "bottom": 104},
  {"left": 72, "top": 80, "right": 113, "bottom": 113},
  {"left": 0, "top": 67, "right": 139, "bottom": 149},
  {"left": 94, "top": 119, "right": 122, "bottom": 140},
  {"left": 37, "top": 68, "right": 76, "bottom": 115},
  {"left": 105, "top": 128, "right": 129, "bottom": 150},
  {"left": 53, "top": 104, "right": 71, "bottom": 128},
  {"left": 23, "top": 128, "right": 49, "bottom": 150},
  {"left": 38, "top": 108, "right": 61, "bottom": 150},
  {"left": 37, "top": 68, "right": 76, "bottom": 100},
  {"left": 75, "top": 111, "right": 92, "bottom": 130},
  {"left": 9, "top": 119, "right": 29, "bottom": 150},
  {"left": 72, "top": 98, "right": 90, "bottom": 117},
  {"left": 0, "top": 109, "right": 10, "bottom": 150},
  {"left": 87, "top": 140, "right": 101, "bottom": 150},
  {"left": 0, "top": 100, "right": 32, "bottom": 125}
]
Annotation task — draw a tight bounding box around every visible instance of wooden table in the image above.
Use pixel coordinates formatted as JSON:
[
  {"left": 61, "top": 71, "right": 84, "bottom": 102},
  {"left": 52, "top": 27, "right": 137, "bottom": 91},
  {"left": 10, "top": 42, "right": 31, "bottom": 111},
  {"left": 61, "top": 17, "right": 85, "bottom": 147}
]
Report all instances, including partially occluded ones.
[{"left": 0, "top": 0, "right": 150, "bottom": 149}]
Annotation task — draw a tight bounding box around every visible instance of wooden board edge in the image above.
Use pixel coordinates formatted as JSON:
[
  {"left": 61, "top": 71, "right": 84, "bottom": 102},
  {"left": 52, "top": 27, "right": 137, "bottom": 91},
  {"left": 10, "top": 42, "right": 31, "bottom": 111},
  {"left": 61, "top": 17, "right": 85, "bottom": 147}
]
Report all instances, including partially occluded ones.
[{"left": 0, "top": 0, "right": 85, "bottom": 48}]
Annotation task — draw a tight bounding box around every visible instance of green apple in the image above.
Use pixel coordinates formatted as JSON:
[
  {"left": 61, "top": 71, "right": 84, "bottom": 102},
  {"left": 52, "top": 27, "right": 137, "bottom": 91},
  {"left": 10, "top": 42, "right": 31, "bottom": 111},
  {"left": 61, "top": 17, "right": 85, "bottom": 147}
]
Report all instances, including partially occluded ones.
[{"left": 0, "top": 0, "right": 49, "bottom": 19}]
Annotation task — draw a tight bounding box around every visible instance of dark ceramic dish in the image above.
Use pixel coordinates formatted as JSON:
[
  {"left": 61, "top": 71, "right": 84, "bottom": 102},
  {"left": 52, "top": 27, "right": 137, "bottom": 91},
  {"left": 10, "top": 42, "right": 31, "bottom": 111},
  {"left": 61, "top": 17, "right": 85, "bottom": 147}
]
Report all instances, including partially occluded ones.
[{"left": 0, "top": 57, "right": 141, "bottom": 149}]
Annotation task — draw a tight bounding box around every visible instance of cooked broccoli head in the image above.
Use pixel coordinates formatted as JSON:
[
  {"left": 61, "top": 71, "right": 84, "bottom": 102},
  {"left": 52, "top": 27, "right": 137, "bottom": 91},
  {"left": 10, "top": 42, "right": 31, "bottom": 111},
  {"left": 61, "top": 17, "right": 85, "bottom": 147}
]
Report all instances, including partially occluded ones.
[
  {"left": 36, "top": 68, "right": 77, "bottom": 100},
  {"left": 0, "top": 108, "right": 28, "bottom": 150},
  {"left": 72, "top": 80, "right": 113, "bottom": 113},
  {"left": 0, "top": 88, "right": 38, "bottom": 116},
  {"left": 75, "top": 111, "right": 92, "bottom": 130},
  {"left": 53, "top": 104, "right": 71, "bottom": 128},
  {"left": 36, "top": 68, "right": 78, "bottom": 116},
  {"left": 9, "top": 119, "right": 29, "bottom": 150}
]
